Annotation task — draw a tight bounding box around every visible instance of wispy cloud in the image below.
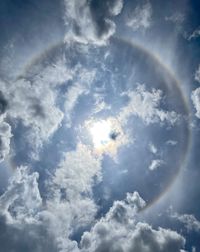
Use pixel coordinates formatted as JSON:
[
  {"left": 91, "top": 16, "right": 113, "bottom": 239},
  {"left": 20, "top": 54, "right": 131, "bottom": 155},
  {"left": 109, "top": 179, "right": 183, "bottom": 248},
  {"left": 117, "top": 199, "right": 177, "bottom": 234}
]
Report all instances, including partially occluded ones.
[{"left": 126, "top": 1, "right": 152, "bottom": 31}]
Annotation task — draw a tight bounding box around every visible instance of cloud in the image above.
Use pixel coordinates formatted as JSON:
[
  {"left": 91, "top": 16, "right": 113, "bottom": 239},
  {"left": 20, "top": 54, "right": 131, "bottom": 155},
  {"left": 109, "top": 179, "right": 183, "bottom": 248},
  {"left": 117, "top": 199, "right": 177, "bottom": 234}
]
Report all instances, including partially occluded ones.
[
  {"left": 118, "top": 84, "right": 179, "bottom": 126},
  {"left": 194, "top": 65, "right": 200, "bottom": 83},
  {"left": 39, "top": 143, "right": 102, "bottom": 250},
  {"left": 0, "top": 161, "right": 187, "bottom": 252},
  {"left": 126, "top": 1, "right": 152, "bottom": 31},
  {"left": 188, "top": 27, "right": 200, "bottom": 41},
  {"left": 0, "top": 89, "right": 12, "bottom": 163},
  {"left": 80, "top": 192, "right": 186, "bottom": 252},
  {"left": 52, "top": 143, "right": 102, "bottom": 196},
  {"left": 149, "top": 143, "right": 158, "bottom": 154},
  {"left": 165, "top": 13, "right": 185, "bottom": 25},
  {"left": 0, "top": 166, "right": 42, "bottom": 224},
  {"left": 64, "top": 67, "right": 96, "bottom": 127},
  {"left": 171, "top": 212, "right": 200, "bottom": 233},
  {"left": 0, "top": 120, "right": 12, "bottom": 163},
  {"left": 0, "top": 57, "right": 73, "bottom": 158},
  {"left": 191, "top": 87, "right": 200, "bottom": 118},
  {"left": 64, "top": 0, "right": 123, "bottom": 45},
  {"left": 7, "top": 79, "right": 63, "bottom": 148},
  {"left": 166, "top": 140, "right": 177, "bottom": 146},
  {"left": 149, "top": 159, "right": 164, "bottom": 171}
]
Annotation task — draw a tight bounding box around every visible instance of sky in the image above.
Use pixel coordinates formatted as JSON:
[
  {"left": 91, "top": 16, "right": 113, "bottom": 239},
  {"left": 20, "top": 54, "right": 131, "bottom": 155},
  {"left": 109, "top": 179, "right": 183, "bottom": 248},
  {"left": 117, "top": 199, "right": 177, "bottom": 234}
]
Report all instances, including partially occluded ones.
[{"left": 0, "top": 0, "right": 200, "bottom": 251}]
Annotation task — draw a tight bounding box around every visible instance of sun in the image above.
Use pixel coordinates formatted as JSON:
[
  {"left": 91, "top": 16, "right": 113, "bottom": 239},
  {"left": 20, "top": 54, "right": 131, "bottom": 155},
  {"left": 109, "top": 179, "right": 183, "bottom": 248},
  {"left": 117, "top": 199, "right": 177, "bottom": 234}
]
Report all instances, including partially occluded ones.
[
  {"left": 90, "top": 120, "right": 112, "bottom": 149},
  {"left": 85, "top": 117, "right": 129, "bottom": 158}
]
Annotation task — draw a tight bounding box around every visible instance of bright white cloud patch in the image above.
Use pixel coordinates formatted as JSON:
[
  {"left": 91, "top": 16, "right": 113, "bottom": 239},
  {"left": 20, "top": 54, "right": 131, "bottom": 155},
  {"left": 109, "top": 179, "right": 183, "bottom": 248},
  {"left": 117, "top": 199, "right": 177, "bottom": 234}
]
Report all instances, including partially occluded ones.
[
  {"left": 53, "top": 143, "right": 102, "bottom": 195},
  {"left": 126, "top": 1, "right": 152, "bottom": 31},
  {"left": 149, "top": 159, "right": 164, "bottom": 171},
  {"left": 119, "top": 85, "right": 179, "bottom": 125},
  {"left": 191, "top": 87, "right": 200, "bottom": 118},
  {"left": 0, "top": 77, "right": 64, "bottom": 155},
  {"left": 149, "top": 143, "right": 158, "bottom": 154},
  {"left": 0, "top": 166, "right": 42, "bottom": 224},
  {"left": 80, "top": 192, "right": 186, "bottom": 252},
  {"left": 0, "top": 120, "right": 12, "bottom": 162}
]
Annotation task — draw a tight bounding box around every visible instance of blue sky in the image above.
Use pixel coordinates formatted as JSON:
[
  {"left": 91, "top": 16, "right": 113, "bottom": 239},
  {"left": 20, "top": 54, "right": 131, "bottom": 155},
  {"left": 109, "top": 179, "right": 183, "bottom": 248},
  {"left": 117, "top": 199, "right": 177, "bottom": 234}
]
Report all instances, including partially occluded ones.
[{"left": 0, "top": 0, "right": 200, "bottom": 251}]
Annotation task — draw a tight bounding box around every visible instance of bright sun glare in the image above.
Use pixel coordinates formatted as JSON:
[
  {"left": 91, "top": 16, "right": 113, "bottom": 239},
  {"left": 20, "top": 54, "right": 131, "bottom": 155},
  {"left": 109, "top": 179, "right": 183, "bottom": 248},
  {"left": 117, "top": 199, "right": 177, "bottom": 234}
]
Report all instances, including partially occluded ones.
[{"left": 90, "top": 120, "right": 112, "bottom": 149}]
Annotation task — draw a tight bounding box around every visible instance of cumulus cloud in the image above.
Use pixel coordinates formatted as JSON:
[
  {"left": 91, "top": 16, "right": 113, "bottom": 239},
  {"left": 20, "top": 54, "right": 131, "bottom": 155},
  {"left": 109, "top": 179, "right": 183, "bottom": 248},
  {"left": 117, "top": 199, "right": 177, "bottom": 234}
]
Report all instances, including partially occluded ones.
[
  {"left": 80, "top": 192, "right": 186, "bottom": 252},
  {"left": 64, "top": 0, "right": 123, "bottom": 45},
  {"left": 0, "top": 164, "right": 187, "bottom": 252},
  {"left": 53, "top": 143, "right": 102, "bottom": 196},
  {"left": 0, "top": 120, "right": 12, "bottom": 162},
  {"left": 126, "top": 1, "right": 152, "bottom": 31},
  {"left": 2, "top": 78, "right": 63, "bottom": 149},
  {"left": 0, "top": 57, "right": 76, "bottom": 157},
  {"left": 0, "top": 89, "right": 12, "bottom": 162},
  {"left": 38, "top": 143, "right": 102, "bottom": 250},
  {"left": 118, "top": 84, "right": 179, "bottom": 125},
  {"left": 0, "top": 166, "right": 42, "bottom": 224}
]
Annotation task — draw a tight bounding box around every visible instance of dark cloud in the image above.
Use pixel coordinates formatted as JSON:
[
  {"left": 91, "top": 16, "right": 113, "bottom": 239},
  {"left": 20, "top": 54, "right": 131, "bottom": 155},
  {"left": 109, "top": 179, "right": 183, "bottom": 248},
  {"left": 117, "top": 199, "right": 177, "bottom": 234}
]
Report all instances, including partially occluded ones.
[
  {"left": 64, "top": 0, "right": 123, "bottom": 44},
  {"left": 0, "top": 91, "right": 8, "bottom": 115},
  {"left": 0, "top": 216, "right": 58, "bottom": 252}
]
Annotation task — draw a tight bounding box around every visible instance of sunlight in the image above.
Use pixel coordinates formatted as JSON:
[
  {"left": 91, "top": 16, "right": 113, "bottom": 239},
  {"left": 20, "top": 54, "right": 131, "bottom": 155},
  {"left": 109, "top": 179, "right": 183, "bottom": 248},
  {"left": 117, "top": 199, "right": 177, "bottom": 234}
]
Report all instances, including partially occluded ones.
[{"left": 90, "top": 120, "right": 112, "bottom": 149}]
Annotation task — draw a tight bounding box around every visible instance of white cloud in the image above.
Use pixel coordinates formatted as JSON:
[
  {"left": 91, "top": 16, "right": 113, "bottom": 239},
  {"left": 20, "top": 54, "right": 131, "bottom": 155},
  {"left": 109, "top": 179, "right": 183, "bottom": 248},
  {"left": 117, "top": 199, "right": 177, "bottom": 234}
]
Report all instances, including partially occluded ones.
[
  {"left": 107, "top": 0, "right": 123, "bottom": 16},
  {"left": 149, "top": 143, "right": 158, "bottom": 154},
  {"left": 64, "top": 0, "right": 123, "bottom": 45},
  {"left": 0, "top": 163, "right": 187, "bottom": 252},
  {"left": 166, "top": 140, "right": 177, "bottom": 146},
  {"left": 0, "top": 166, "right": 42, "bottom": 224},
  {"left": 0, "top": 120, "right": 12, "bottom": 162},
  {"left": 118, "top": 84, "right": 179, "bottom": 125},
  {"left": 194, "top": 65, "right": 200, "bottom": 83},
  {"left": 165, "top": 12, "right": 185, "bottom": 25},
  {"left": 126, "top": 1, "right": 152, "bottom": 31},
  {"left": 188, "top": 27, "right": 200, "bottom": 41},
  {"left": 149, "top": 159, "right": 164, "bottom": 171},
  {"left": 80, "top": 192, "right": 186, "bottom": 252},
  {"left": 171, "top": 212, "right": 200, "bottom": 233},
  {"left": 191, "top": 87, "right": 200, "bottom": 118},
  {"left": 0, "top": 89, "right": 12, "bottom": 162},
  {"left": 192, "top": 247, "right": 197, "bottom": 252},
  {"left": 40, "top": 143, "right": 102, "bottom": 250},
  {"left": 0, "top": 77, "right": 64, "bottom": 154},
  {"left": 53, "top": 143, "right": 102, "bottom": 196}
]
